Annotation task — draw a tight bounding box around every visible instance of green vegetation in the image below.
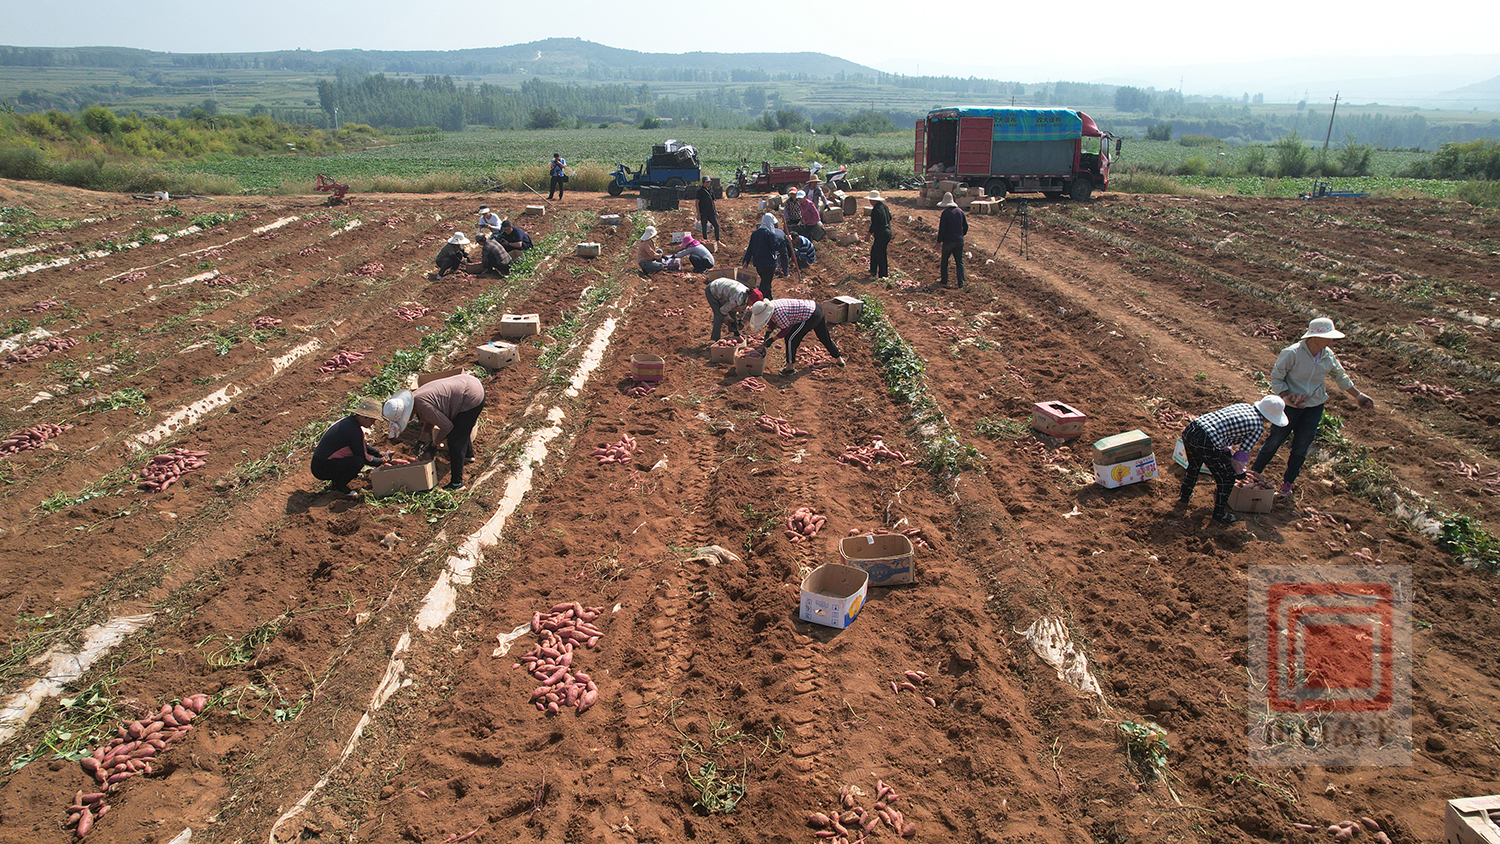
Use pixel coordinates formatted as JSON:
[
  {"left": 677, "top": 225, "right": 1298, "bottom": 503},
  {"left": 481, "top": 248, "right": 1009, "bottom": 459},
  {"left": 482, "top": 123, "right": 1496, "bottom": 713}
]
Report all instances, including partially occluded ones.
[
  {"left": 8, "top": 680, "right": 123, "bottom": 769},
  {"left": 857, "top": 294, "right": 981, "bottom": 479},
  {"left": 1119, "top": 720, "right": 1172, "bottom": 783},
  {"left": 1439, "top": 515, "right": 1500, "bottom": 574}
]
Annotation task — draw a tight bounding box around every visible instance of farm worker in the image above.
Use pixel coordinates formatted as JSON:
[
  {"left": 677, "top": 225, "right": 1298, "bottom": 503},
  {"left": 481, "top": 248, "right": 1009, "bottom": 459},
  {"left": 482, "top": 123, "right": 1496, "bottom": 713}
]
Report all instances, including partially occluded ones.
[
  {"left": 796, "top": 191, "right": 825, "bottom": 242},
  {"left": 547, "top": 152, "right": 567, "bottom": 200},
  {"left": 433, "top": 232, "right": 470, "bottom": 279},
  {"left": 464, "top": 233, "right": 512, "bottom": 277},
  {"left": 706, "top": 281, "right": 760, "bottom": 342},
  {"left": 867, "top": 190, "right": 892, "bottom": 278},
  {"left": 749, "top": 298, "right": 846, "bottom": 376},
  {"left": 672, "top": 232, "right": 715, "bottom": 273},
  {"left": 1177, "top": 396, "right": 1289, "bottom": 524},
  {"left": 784, "top": 189, "right": 804, "bottom": 231},
  {"left": 476, "top": 205, "right": 502, "bottom": 237},
  {"left": 310, "top": 397, "right": 389, "bottom": 498},
  {"left": 1251, "top": 318, "right": 1376, "bottom": 497},
  {"left": 383, "top": 372, "right": 486, "bottom": 491},
  {"left": 498, "top": 220, "right": 533, "bottom": 256},
  {"left": 695, "top": 180, "right": 721, "bottom": 244},
  {"left": 636, "top": 226, "right": 667, "bottom": 275},
  {"left": 937, "top": 192, "right": 968, "bottom": 287},
  {"left": 742, "top": 213, "right": 792, "bottom": 300},
  {"left": 805, "top": 175, "right": 830, "bottom": 211},
  {"left": 791, "top": 233, "right": 816, "bottom": 269}
]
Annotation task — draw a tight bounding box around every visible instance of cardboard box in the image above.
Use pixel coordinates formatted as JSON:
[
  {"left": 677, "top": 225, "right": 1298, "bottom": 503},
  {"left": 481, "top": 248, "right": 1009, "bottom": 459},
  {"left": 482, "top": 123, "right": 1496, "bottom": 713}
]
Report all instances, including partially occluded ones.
[
  {"left": 1093, "top": 453, "right": 1159, "bottom": 488},
  {"left": 498, "top": 313, "right": 541, "bottom": 338},
  {"left": 1171, "top": 438, "right": 1214, "bottom": 475},
  {"left": 523, "top": 205, "right": 545, "bottom": 216},
  {"left": 1229, "top": 486, "right": 1274, "bottom": 513},
  {"left": 576, "top": 242, "right": 600, "bottom": 258},
  {"left": 799, "top": 564, "right": 869, "bottom": 629},
  {"left": 1092, "top": 430, "right": 1153, "bottom": 464},
  {"left": 1032, "top": 401, "right": 1087, "bottom": 439},
  {"left": 704, "top": 267, "right": 754, "bottom": 283},
  {"left": 841, "top": 195, "right": 858, "bottom": 216},
  {"left": 1445, "top": 795, "right": 1500, "bottom": 844},
  {"left": 839, "top": 533, "right": 915, "bottom": 586},
  {"left": 417, "top": 368, "right": 461, "bottom": 387},
  {"left": 835, "top": 231, "right": 860, "bottom": 246},
  {"left": 734, "top": 350, "right": 767, "bottom": 377},
  {"left": 476, "top": 341, "right": 518, "bottom": 370},
  {"left": 823, "top": 295, "right": 864, "bottom": 325},
  {"left": 708, "top": 343, "right": 737, "bottom": 363},
  {"left": 822, "top": 207, "right": 845, "bottom": 223},
  {"left": 369, "top": 460, "right": 438, "bottom": 497},
  {"left": 599, "top": 214, "right": 621, "bottom": 226},
  {"left": 630, "top": 353, "right": 665, "bottom": 382},
  {"left": 670, "top": 231, "right": 686, "bottom": 245}
]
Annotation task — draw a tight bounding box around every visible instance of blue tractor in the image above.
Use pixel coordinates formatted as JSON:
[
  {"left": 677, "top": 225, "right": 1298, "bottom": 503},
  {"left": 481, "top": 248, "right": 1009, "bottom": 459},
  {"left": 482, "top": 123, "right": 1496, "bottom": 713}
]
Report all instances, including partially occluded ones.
[{"left": 606, "top": 141, "right": 702, "bottom": 196}]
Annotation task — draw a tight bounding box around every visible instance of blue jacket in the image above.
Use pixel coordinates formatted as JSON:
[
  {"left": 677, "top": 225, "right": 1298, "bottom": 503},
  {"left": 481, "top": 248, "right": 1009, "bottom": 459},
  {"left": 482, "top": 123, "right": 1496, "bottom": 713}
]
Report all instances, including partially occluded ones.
[{"left": 743, "top": 226, "right": 790, "bottom": 271}]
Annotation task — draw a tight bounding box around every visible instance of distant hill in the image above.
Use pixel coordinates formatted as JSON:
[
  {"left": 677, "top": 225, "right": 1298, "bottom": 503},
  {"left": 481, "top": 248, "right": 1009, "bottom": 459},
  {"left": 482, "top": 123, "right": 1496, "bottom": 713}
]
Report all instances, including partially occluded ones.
[{"left": 0, "top": 39, "right": 885, "bottom": 80}]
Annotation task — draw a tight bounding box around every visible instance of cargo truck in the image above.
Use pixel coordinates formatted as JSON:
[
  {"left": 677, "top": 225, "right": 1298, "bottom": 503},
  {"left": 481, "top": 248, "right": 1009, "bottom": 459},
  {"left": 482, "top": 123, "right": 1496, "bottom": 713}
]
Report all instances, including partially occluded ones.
[{"left": 916, "top": 107, "right": 1120, "bottom": 201}]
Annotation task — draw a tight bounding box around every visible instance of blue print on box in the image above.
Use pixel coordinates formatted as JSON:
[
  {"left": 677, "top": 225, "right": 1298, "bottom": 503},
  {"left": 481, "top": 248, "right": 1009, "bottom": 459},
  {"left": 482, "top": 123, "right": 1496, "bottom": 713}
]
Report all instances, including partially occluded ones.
[{"left": 862, "top": 562, "right": 910, "bottom": 584}]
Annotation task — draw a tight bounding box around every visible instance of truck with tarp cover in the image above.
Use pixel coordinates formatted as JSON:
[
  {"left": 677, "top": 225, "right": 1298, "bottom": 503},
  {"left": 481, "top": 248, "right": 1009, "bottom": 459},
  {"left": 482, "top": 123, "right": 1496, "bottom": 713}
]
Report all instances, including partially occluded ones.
[{"left": 916, "top": 107, "right": 1119, "bottom": 201}]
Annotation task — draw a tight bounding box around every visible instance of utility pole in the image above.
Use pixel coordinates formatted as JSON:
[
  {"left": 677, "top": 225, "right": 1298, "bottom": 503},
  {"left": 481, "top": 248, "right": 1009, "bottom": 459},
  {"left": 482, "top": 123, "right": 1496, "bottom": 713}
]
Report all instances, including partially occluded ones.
[{"left": 1317, "top": 92, "right": 1339, "bottom": 179}]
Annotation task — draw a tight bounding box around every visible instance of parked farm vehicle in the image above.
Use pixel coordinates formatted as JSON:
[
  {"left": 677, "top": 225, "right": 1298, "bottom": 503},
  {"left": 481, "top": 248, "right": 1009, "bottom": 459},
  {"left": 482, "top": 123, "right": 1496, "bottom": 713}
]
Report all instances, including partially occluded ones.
[
  {"left": 607, "top": 141, "right": 701, "bottom": 196},
  {"left": 1300, "top": 180, "right": 1369, "bottom": 199},
  {"left": 314, "top": 174, "right": 350, "bottom": 205},
  {"left": 726, "top": 160, "right": 814, "bottom": 198},
  {"left": 916, "top": 107, "right": 1119, "bottom": 201}
]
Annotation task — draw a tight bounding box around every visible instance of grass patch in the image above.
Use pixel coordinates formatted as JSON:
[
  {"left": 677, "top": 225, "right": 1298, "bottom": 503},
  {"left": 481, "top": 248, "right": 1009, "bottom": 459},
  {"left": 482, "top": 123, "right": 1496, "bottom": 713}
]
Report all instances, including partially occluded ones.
[
  {"left": 1110, "top": 171, "right": 1211, "bottom": 196},
  {"left": 975, "top": 416, "right": 1029, "bottom": 440},
  {"left": 857, "top": 294, "right": 981, "bottom": 479}
]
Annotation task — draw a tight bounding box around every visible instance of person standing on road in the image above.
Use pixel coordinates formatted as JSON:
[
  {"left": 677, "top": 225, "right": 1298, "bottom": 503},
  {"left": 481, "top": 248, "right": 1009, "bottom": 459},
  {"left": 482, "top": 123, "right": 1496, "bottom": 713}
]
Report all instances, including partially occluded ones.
[
  {"left": 311, "top": 399, "right": 389, "bottom": 497},
  {"left": 1178, "top": 396, "right": 1289, "bottom": 524},
  {"left": 1251, "top": 318, "right": 1376, "bottom": 497},
  {"left": 749, "top": 298, "right": 846, "bottom": 376},
  {"left": 705, "top": 281, "right": 759, "bottom": 342},
  {"left": 695, "top": 180, "right": 721, "bottom": 244},
  {"left": 547, "top": 152, "right": 567, "bottom": 200},
  {"left": 867, "top": 190, "right": 892, "bottom": 278},
  {"left": 383, "top": 372, "right": 487, "bottom": 491},
  {"left": 742, "top": 213, "right": 792, "bottom": 300},
  {"left": 937, "top": 192, "right": 967, "bottom": 288}
]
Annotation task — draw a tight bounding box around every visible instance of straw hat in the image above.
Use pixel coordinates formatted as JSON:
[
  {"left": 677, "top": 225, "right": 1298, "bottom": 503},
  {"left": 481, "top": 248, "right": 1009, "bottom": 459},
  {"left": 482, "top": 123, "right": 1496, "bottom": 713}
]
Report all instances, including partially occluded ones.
[
  {"left": 807, "top": 175, "right": 821, "bottom": 184},
  {"left": 447, "top": 232, "right": 470, "bottom": 245},
  {"left": 1254, "top": 395, "right": 1290, "bottom": 428},
  {"left": 350, "top": 397, "right": 384, "bottom": 420},
  {"left": 866, "top": 190, "right": 885, "bottom": 202},
  {"left": 640, "top": 226, "right": 658, "bottom": 241},
  {"left": 937, "top": 192, "right": 957, "bottom": 208},
  {"left": 1301, "top": 317, "right": 1345, "bottom": 340},
  {"left": 748, "top": 299, "right": 773, "bottom": 333},
  {"left": 382, "top": 390, "right": 414, "bottom": 441}
]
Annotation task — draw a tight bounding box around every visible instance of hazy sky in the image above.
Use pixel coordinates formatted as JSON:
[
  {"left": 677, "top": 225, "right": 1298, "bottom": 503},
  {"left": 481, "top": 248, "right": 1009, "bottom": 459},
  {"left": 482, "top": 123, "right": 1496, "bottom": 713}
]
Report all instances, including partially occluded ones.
[{"left": 6, "top": 0, "right": 1498, "bottom": 96}]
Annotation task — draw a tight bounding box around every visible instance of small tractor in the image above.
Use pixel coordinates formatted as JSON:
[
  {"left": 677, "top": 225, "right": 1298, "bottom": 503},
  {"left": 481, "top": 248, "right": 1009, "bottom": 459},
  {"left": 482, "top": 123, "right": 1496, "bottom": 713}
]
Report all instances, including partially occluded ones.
[{"left": 314, "top": 174, "right": 350, "bottom": 206}]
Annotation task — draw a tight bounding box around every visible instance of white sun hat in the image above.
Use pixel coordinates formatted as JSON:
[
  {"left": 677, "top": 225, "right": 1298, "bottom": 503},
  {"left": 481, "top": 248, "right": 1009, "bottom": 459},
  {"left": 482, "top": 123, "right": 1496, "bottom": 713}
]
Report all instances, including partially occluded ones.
[
  {"left": 1254, "top": 395, "right": 1290, "bottom": 428},
  {"left": 748, "top": 299, "right": 774, "bottom": 333},
  {"left": 640, "top": 226, "right": 658, "bottom": 241},
  {"left": 382, "top": 390, "right": 414, "bottom": 441},
  {"left": 447, "top": 232, "right": 470, "bottom": 245},
  {"left": 937, "top": 192, "right": 957, "bottom": 208},
  {"left": 1301, "top": 317, "right": 1345, "bottom": 340}
]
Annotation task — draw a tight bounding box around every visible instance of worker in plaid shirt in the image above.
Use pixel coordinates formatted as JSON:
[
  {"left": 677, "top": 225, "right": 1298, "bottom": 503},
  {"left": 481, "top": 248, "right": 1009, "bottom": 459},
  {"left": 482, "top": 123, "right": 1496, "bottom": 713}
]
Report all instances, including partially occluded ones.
[
  {"left": 1178, "top": 396, "right": 1288, "bottom": 524},
  {"left": 748, "top": 298, "right": 846, "bottom": 376}
]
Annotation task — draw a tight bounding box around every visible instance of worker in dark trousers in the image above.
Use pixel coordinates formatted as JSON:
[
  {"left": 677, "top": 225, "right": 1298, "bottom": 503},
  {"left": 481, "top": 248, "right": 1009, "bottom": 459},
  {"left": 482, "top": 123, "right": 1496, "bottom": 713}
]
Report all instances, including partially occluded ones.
[
  {"left": 1178, "top": 396, "right": 1288, "bottom": 524},
  {"left": 383, "top": 373, "right": 487, "bottom": 491},
  {"left": 936, "top": 192, "right": 968, "bottom": 287},
  {"left": 867, "top": 190, "right": 891, "bottom": 278},
  {"left": 749, "top": 298, "right": 846, "bottom": 376},
  {"left": 695, "top": 181, "right": 721, "bottom": 244},
  {"left": 310, "top": 399, "right": 388, "bottom": 497},
  {"left": 547, "top": 153, "right": 567, "bottom": 200},
  {"left": 741, "top": 213, "right": 792, "bottom": 300}
]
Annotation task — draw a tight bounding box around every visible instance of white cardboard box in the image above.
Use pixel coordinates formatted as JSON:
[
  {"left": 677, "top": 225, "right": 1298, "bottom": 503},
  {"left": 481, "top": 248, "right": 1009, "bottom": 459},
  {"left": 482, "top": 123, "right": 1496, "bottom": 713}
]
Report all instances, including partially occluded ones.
[
  {"left": 497, "top": 313, "right": 541, "bottom": 338},
  {"left": 1093, "top": 453, "right": 1159, "bottom": 488},
  {"left": 799, "top": 564, "right": 868, "bottom": 629},
  {"left": 477, "top": 341, "right": 518, "bottom": 370},
  {"left": 1445, "top": 795, "right": 1500, "bottom": 844},
  {"left": 839, "top": 533, "right": 915, "bottom": 586},
  {"left": 369, "top": 460, "right": 438, "bottom": 497}
]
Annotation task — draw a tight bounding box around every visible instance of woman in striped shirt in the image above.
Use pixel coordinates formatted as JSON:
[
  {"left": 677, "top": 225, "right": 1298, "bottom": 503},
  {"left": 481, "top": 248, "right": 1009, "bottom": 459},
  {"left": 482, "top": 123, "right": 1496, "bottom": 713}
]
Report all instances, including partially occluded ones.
[{"left": 748, "top": 298, "right": 846, "bottom": 376}]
